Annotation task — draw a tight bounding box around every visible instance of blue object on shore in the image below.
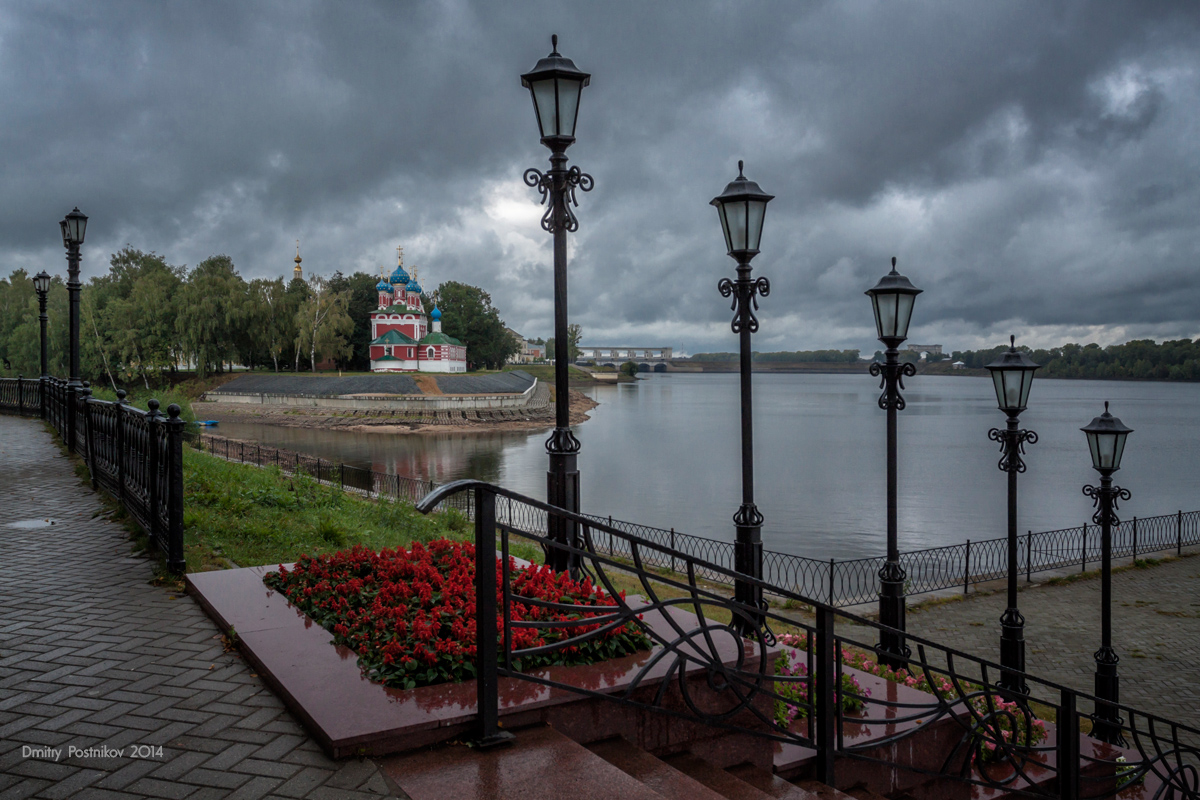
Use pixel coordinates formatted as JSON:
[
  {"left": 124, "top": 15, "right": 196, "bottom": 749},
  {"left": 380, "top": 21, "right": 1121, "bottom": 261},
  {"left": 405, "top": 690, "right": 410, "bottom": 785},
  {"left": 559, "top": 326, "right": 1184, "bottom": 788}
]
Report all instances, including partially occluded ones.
[{"left": 197, "top": 421, "right": 219, "bottom": 427}]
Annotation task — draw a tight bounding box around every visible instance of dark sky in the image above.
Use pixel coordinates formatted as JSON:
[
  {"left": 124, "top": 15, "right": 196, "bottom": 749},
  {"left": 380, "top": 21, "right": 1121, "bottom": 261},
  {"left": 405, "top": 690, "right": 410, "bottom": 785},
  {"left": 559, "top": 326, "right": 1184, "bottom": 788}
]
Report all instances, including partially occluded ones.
[{"left": 3, "top": 1, "right": 1199, "bottom": 354}]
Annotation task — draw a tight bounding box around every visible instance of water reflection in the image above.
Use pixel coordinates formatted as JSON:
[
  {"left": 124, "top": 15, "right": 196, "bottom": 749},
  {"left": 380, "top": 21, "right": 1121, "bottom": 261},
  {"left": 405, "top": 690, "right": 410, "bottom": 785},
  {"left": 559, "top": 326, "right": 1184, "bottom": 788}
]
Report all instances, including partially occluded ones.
[{"left": 213, "top": 374, "right": 1200, "bottom": 562}]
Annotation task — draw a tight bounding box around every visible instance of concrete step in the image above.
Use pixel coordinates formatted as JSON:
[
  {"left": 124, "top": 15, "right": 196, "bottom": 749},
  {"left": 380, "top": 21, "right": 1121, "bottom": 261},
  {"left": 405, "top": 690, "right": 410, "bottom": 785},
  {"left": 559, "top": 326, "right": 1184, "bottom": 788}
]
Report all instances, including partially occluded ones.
[
  {"left": 664, "top": 752, "right": 776, "bottom": 800},
  {"left": 381, "top": 724, "right": 665, "bottom": 800},
  {"left": 587, "top": 737, "right": 728, "bottom": 800},
  {"left": 792, "top": 780, "right": 859, "bottom": 800},
  {"left": 726, "top": 763, "right": 823, "bottom": 800},
  {"left": 845, "top": 787, "right": 894, "bottom": 800}
]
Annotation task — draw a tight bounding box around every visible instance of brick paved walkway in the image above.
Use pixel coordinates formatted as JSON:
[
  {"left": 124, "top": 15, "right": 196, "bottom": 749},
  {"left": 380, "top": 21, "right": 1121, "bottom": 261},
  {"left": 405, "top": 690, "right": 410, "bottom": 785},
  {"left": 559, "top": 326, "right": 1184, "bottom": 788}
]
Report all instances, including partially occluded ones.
[
  {"left": 0, "top": 415, "right": 403, "bottom": 800},
  {"left": 902, "top": 557, "right": 1200, "bottom": 715}
]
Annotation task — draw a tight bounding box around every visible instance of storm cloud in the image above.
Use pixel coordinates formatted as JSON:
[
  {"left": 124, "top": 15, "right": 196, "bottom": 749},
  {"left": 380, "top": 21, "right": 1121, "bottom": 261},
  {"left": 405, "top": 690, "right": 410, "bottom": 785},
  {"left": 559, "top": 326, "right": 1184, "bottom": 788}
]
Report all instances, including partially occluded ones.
[{"left": 2, "top": 1, "right": 1199, "bottom": 355}]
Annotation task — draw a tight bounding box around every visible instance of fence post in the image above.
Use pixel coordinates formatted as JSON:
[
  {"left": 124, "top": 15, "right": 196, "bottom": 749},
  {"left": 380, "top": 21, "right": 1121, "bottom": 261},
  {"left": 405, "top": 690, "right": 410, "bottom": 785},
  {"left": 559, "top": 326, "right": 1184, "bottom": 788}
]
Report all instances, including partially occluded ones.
[
  {"left": 828, "top": 559, "right": 835, "bottom": 606},
  {"left": 814, "top": 605, "right": 836, "bottom": 785},
  {"left": 1057, "top": 689, "right": 1079, "bottom": 800},
  {"left": 146, "top": 400, "right": 164, "bottom": 546},
  {"left": 81, "top": 384, "right": 97, "bottom": 489},
  {"left": 473, "top": 487, "right": 510, "bottom": 748},
  {"left": 340, "top": 463, "right": 345, "bottom": 491},
  {"left": 1131, "top": 516, "right": 1137, "bottom": 561},
  {"left": 670, "top": 528, "right": 677, "bottom": 573},
  {"left": 66, "top": 381, "right": 77, "bottom": 453},
  {"left": 17, "top": 375, "right": 23, "bottom": 415},
  {"left": 964, "top": 540, "right": 971, "bottom": 596},
  {"left": 115, "top": 390, "right": 127, "bottom": 505},
  {"left": 1026, "top": 531, "right": 1032, "bottom": 583},
  {"left": 164, "top": 404, "right": 186, "bottom": 573},
  {"left": 1082, "top": 524, "right": 1087, "bottom": 572},
  {"left": 1178, "top": 510, "right": 1183, "bottom": 556}
]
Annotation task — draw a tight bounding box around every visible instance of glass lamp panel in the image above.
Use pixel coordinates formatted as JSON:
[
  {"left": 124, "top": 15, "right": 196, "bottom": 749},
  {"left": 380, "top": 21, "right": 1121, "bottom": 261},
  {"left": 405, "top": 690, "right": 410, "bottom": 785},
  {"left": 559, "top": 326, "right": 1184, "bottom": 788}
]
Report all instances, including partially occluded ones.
[
  {"left": 531, "top": 79, "right": 558, "bottom": 138},
  {"left": 746, "top": 199, "right": 767, "bottom": 251},
  {"left": 894, "top": 293, "right": 916, "bottom": 339},
  {"left": 727, "top": 201, "right": 748, "bottom": 252},
  {"left": 33, "top": 273, "right": 49, "bottom": 293},
  {"left": 1086, "top": 432, "right": 1102, "bottom": 470},
  {"left": 1112, "top": 432, "right": 1128, "bottom": 471},
  {"left": 874, "top": 293, "right": 897, "bottom": 340},
  {"left": 716, "top": 204, "right": 734, "bottom": 253},
  {"left": 72, "top": 215, "right": 87, "bottom": 243},
  {"left": 1018, "top": 369, "right": 1034, "bottom": 409},
  {"left": 557, "top": 79, "right": 582, "bottom": 138},
  {"left": 1097, "top": 433, "right": 1118, "bottom": 470},
  {"left": 991, "top": 371, "right": 1008, "bottom": 410},
  {"left": 59, "top": 220, "right": 70, "bottom": 249}
]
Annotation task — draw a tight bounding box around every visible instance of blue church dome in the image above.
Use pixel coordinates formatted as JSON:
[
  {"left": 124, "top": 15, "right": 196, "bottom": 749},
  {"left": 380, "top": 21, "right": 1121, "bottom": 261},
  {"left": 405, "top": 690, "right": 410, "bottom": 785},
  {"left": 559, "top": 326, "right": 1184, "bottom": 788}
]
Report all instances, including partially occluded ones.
[
  {"left": 406, "top": 278, "right": 422, "bottom": 294},
  {"left": 431, "top": 307, "right": 442, "bottom": 320},
  {"left": 375, "top": 279, "right": 392, "bottom": 292},
  {"left": 389, "top": 264, "right": 410, "bottom": 285}
]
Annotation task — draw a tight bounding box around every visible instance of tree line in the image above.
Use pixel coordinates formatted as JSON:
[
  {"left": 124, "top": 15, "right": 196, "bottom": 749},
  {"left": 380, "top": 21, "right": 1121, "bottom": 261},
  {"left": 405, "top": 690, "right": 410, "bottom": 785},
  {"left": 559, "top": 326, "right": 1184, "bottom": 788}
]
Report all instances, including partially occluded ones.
[
  {"left": 950, "top": 339, "right": 1200, "bottom": 381},
  {"left": 0, "top": 248, "right": 520, "bottom": 386}
]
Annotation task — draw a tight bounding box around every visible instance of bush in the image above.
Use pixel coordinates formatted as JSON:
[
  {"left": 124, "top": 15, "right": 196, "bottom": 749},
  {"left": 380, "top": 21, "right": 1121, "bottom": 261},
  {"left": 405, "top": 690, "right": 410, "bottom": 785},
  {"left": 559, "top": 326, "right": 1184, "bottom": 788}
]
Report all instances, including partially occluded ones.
[{"left": 619, "top": 360, "right": 639, "bottom": 377}]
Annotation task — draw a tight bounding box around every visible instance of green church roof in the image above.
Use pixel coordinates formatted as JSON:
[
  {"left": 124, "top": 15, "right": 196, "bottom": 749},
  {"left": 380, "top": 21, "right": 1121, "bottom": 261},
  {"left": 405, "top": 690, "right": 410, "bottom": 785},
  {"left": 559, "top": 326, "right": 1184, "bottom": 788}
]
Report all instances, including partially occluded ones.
[
  {"left": 419, "top": 331, "right": 464, "bottom": 346},
  {"left": 371, "top": 329, "right": 418, "bottom": 346},
  {"left": 372, "top": 355, "right": 403, "bottom": 362}
]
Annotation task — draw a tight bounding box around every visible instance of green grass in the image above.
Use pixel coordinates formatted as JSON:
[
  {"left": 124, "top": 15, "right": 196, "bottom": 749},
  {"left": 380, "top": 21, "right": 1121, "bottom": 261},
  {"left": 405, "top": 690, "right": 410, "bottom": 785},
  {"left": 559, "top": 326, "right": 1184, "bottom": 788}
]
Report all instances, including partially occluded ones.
[
  {"left": 89, "top": 385, "right": 198, "bottom": 423},
  {"left": 181, "top": 446, "right": 541, "bottom": 572}
]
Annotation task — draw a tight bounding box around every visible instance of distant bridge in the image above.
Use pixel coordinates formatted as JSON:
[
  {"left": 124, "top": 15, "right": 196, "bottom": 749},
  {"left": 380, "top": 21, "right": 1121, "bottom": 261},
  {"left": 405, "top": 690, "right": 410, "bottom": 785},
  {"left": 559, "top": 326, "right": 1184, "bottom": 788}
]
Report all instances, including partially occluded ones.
[{"left": 576, "top": 347, "right": 673, "bottom": 362}]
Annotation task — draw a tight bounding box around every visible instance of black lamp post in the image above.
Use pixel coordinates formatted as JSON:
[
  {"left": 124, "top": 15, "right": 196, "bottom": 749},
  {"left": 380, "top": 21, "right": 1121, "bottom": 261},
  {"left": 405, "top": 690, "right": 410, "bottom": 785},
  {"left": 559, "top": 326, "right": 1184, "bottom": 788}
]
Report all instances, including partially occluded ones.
[
  {"left": 1081, "top": 402, "right": 1133, "bottom": 745},
  {"left": 522, "top": 35, "right": 592, "bottom": 576},
  {"left": 866, "top": 258, "right": 922, "bottom": 668},
  {"left": 59, "top": 207, "right": 87, "bottom": 450},
  {"left": 711, "top": 161, "right": 774, "bottom": 630},
  {"left": 985, "top": 336, "right": 1040, "bottom": 694},
  {"left": 32, "top": 271, "right": 51, "bottom": 420}
]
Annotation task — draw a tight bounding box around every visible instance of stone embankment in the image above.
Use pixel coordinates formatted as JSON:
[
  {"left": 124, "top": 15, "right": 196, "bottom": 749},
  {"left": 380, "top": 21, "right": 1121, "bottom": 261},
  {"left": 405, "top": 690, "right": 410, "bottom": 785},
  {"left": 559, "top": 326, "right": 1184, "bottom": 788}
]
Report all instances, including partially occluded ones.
[{"left": 196, "top": 370, "right": 598, "bottom": 432}]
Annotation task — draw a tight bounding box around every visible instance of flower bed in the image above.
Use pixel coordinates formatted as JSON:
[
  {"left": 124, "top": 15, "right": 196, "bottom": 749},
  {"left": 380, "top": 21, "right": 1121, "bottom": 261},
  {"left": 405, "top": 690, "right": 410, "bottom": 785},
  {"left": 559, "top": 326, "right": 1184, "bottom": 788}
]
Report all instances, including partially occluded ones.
[{"left": 264, "top": 541, "right": 652, "bottom": 690}]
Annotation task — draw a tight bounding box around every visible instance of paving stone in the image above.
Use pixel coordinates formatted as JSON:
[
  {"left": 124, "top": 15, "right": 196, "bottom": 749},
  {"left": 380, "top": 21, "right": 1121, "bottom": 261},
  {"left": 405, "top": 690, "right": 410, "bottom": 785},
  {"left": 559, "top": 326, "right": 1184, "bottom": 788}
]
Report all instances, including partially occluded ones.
[{"left": 0, "top": 416, "right": 402, "bottom": 798}]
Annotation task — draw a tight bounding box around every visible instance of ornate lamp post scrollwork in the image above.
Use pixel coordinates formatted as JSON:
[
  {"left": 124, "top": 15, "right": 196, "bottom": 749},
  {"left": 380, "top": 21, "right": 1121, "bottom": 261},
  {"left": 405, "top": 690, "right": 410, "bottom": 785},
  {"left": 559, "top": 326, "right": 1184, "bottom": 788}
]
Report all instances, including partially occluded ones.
[
  {"left": 1081, "top": 401, "right": 1133, "bottom": 745},
  {"left": 59, "top": 207, "right": 87, "bottom": 450},
  {"left": 985, "top": 336, "right": 1040, "bottom": 695},
  {"left": 711, "top": 160, "right": 773, "bottom": 632},
  {"left": 521, "top": 35, "right": 592, "bottom": 577},
  {"left": 865, "top": 257, "right": 922, "bottom": 669}
]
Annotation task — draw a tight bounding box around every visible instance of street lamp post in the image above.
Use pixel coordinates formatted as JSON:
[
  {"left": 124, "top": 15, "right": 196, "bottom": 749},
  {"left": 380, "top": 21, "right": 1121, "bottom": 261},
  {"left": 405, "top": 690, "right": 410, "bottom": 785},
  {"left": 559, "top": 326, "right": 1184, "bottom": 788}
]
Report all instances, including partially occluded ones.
[
  {"left": 32, "top": 271, "right": 51, "bottom": 420},
  {"left": 866, "top": 258, "right": 922, "bottom": 669},
  {"left": 1081, "top": 402, "right": 1133, "bottom": 745},
  {"left": 711, "top": 161, "right": 774, "bottom": 630},
  {"left": 985, "top": 336, "right": 1040, "bottom": 694},
  {"left": 522, "top": 35, "right": 592, "bottom": 575},
  {"left": 59, "top": 207, "right": 87, "bottom": 451}
]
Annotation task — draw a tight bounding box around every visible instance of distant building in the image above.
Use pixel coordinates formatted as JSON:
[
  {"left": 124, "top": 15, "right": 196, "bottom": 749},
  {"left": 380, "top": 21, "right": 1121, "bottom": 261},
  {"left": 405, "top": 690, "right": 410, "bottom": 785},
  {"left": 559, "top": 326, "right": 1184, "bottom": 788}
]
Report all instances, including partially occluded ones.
[
  {"left": 952, "top": 361, "right": 966, "bottom": 370},
  {"left": 367, "top": 250, "right": 466, "bottom": 373},
  {"left": 293, "top": 241, "right": 303, "bottom": 282},
  {"left": 906, "top": 343, "right": 942, "bottom": 356},
  {"left": 506, "top": 328, "right": 546, "bottom": 364}
]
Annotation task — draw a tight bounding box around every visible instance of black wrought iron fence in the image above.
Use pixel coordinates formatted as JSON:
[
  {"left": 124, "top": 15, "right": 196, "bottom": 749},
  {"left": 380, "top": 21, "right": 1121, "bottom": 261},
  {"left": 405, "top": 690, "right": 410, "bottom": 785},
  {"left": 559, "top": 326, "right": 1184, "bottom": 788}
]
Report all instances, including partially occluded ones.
[
  {"left": 191, "top": 431, "right": 1200, "bottom": 607},
  {"left": 0, "top": 377, "right": 186, "bottom": 572},
  {"left": 415, "top": 479, "right": 1200, "bottom": 800}
]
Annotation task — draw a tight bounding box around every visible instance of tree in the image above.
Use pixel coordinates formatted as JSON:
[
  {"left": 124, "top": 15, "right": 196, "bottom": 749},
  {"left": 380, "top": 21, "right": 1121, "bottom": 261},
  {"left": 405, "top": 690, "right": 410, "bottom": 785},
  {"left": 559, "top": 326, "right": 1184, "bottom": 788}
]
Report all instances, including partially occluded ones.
[
  {"left": 248, "top": 277, "right": 297, "bottom": 372},
  {"left": 327, "top": 270, "right": 379, "bottom": 371},
  {"left": 567, "top": 323, "right": 583, "bottom": 361},
  {"left": 294, "top": 274, "right": 353, "bottom": 372},
  {"left": 620, "top": 360, "right": 639, "bottom": 377},
  {"left": 426, "top": 281, "right": 518, "bottom": 370},
  {"left": 176, "top": 255, "right": 248, "bottom": 377}
]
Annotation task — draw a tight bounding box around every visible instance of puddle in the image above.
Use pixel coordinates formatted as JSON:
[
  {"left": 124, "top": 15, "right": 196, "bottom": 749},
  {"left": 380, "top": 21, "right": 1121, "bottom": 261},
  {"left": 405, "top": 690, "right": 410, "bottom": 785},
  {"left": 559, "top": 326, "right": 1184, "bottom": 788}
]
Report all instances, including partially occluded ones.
[{"left": 4, "top": 519, "right": 57, "bottom": 529}]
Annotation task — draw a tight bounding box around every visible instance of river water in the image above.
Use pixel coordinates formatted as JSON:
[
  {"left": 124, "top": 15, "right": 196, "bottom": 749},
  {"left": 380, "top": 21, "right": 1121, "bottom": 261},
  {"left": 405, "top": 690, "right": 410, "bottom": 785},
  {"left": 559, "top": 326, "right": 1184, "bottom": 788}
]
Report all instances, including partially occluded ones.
[{"left": 212, "top": 373, "right": 1200, "bottom": 562}]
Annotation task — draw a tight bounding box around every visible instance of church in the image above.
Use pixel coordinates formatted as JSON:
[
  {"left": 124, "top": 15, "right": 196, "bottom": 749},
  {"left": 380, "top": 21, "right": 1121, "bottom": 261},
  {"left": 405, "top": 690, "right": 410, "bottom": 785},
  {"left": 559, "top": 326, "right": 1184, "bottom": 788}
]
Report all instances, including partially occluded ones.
[{"left": 369, "top": 251, "right": 467, "bottom": 373}]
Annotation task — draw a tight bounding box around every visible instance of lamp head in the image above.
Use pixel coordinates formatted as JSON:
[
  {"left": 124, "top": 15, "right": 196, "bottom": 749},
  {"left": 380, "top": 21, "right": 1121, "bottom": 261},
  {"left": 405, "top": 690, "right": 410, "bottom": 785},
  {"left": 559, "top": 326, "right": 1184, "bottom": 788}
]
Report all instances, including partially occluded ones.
[
  {"left": 521, "top": 34, "right": 590, "bottom": 147},
  {"left": 865, "top": 257, "right": 922, "bottom": 344},
  {"left": 710, "top": 160, "right": 774, "bottom": 258}
]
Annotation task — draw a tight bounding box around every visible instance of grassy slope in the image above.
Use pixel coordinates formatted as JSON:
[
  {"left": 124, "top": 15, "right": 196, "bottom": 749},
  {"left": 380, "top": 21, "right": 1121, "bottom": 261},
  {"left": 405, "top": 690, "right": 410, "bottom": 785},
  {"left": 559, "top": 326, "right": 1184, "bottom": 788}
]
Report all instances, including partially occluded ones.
[{"left": 181, "top": 446, "right": 513, "bottom": 572}]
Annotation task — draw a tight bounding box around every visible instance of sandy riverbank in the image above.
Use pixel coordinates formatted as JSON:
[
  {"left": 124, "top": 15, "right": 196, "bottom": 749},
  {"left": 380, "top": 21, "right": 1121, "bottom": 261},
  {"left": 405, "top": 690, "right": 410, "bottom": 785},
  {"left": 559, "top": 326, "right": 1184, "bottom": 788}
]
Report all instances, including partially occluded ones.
[{"left": 197, "top": 389, "right": 599, "bottom": 434}]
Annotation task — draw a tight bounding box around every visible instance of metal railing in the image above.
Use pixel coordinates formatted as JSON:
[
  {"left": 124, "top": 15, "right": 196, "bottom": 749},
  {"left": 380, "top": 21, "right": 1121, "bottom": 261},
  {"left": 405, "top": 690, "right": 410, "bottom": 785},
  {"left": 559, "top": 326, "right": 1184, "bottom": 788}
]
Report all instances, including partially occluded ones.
[
  {"left": 0, "top": 377, "right": 186, "bottom": 572},
  {"left": 192, "top": 432, "right": 1199, "bottom": 606},
  {"left": 414, "top": 480, "right": 1200, "bottom": 800}
]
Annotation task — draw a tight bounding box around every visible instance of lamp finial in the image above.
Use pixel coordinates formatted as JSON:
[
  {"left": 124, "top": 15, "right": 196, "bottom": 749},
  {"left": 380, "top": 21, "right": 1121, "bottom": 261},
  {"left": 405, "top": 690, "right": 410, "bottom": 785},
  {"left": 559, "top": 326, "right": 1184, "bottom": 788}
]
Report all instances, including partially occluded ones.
[
  {"left": 1010, "top": 335, "right": 1016, "bottom": 349},
  {"left": 551, "top": 34, "right": 558, "bottom": 54},
  {"left": 891, "top": 256, "right": 897, "bottom": 271},
  {"left": 737, "top": 159, "right": 744, "bottom": 178}
]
